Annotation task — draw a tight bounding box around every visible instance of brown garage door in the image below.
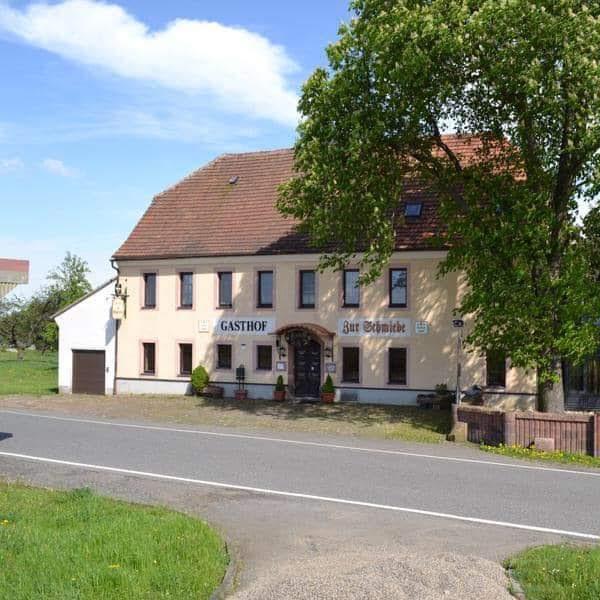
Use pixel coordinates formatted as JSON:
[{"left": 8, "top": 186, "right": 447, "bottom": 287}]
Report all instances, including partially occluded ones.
[{"left": 72, "top": 350, "right": 105, "bottom": 395}]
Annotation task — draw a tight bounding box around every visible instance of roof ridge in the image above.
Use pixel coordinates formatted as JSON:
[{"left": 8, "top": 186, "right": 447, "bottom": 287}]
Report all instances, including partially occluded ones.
[{"left": 220, "top": 147, "right": 293, "bottom": 158}]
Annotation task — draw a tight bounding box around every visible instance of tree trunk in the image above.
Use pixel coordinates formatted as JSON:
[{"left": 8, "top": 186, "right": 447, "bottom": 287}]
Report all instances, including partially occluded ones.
[{"left": 539, "top": 358, "right": 565, "bottom": 413}]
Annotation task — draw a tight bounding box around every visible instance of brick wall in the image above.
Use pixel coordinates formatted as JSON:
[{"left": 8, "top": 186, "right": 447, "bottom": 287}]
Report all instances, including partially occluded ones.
[{"left": 457, "top": 405, "right": 600, "bottom": 457}]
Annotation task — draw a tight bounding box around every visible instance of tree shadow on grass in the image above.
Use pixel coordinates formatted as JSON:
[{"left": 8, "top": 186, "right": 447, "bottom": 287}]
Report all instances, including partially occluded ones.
[{"left": 194, "top": 396, "right": 451, "bottom": 436}]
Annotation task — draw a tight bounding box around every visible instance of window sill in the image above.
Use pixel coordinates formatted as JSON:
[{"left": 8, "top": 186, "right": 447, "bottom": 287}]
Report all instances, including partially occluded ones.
[
  {"left": 217, "top": 306, "right": 234, "bottom": 311},
  {"left": 177, "top": 306, "right": 194, "bottom": 311},
  {"left": 141, "top": 306, "right": 157, "bottom": 311},
  {"left": 388, "top": 305, "right": 408, "bottom": 310},
  {"left": 342, "top": 304, "right": 360, "bottom": 309},
  {"left": 341, "top": 380, "right": 360, "bottom": 385},
  {"left": 140, "top": 372, "right": 156, "bottom": 377},
  {"left": 387, "top": 381, "right": 408, "bottom": 387},
  {"left": 298, "top": 305, "right": 316, "bottom": 310}
]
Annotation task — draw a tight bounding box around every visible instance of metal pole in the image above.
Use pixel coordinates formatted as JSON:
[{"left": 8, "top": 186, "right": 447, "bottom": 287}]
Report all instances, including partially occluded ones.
[{"left": 456, "top": 327, "right": 462, "bottom": 406}]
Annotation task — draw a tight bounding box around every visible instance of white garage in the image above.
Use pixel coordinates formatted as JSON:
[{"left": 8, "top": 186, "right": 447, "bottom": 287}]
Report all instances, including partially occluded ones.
[{"left": 54, "top": 278, "right": 116, "bottom": 395}]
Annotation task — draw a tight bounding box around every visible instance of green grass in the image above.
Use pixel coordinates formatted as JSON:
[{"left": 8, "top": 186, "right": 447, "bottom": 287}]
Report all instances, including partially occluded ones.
[
  {"left": 507, "top": 544, "right": 600, "bottom": 600},
  {"left": 0, "top": 483, "right": 228, "bottom": 599},
  {"left": 480, "top": 443, "right": 600, "bottom": 468},
  {"left": 0, "top": 350, "right": 58, "bottom": 395}
]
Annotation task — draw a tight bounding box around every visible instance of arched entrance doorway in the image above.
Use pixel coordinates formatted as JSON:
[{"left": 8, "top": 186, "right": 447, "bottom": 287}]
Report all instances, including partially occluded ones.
[{"left": 275, "top": 324, "right": 335, "bottom": 399}]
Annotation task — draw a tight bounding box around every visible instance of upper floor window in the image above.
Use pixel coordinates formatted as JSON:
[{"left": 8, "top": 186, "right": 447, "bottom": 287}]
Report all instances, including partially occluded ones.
[
  {"left": 389, "top": 268, "right": 407, "bottom": 308},
  {"left": 388, "top": 348, "right": 407, "bottom": 385},
  {"left": 142, "top": 342, "right": 156, "bottom": 375},
  {"left": 218, "top": 271, "right": 233, "bottom": 309},
  {"left": 486, "top": 351, "right": 506, "bottom": 387},
  {"left": 299, "top": 270, "right": 316, "bottom": 309},
  {"left": 179, "top": 343, "right": 193, "bottom": 376},
  {"left": 143, "top": 273, "right": 156, "bottom": 308},
  {"left": 257, "top": 271, "right": 274, "bottom": 308},
  {"left": 179, "top": 272, "right": 193, "bottom": 308},
  {"left": 343, "top": 269, "right": 360, "bottom": 307}
]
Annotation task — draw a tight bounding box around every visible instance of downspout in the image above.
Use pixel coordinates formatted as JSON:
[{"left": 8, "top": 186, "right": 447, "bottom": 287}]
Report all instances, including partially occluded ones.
[{"left": 110, "top": 259, "right": 120, "bottom": 396}]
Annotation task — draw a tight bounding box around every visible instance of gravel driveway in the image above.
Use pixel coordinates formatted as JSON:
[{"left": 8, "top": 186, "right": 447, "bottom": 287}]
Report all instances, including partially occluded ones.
[{"left": 233, "top": 547, "right": 513, "bottom": 600}]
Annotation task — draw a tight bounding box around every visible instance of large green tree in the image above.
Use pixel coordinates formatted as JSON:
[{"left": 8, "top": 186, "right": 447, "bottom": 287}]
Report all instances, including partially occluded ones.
[{"left": 279, "top": 0, "right": 600, "bottom": 411}]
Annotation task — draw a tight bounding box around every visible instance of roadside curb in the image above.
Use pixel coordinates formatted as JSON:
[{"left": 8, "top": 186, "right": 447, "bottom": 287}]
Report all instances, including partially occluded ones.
[
  {"left": 211, "top": 543, "right": 238, "bottom": 600},
  {"left": 506, "top": 568, "right": 526, "bottom": 600}
]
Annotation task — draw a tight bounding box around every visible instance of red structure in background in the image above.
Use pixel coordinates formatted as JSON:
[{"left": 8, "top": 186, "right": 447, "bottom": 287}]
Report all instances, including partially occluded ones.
[{"left": 0, "top": 258, "right": 29, "bottom": 298}]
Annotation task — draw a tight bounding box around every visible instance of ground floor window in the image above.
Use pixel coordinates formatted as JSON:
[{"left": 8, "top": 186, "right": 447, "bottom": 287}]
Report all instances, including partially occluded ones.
[
  {"left": 256, "top": 345, "right": 273, "bottom": 370},
  {"left": 342, "top": 347, "right": 360, "bottom": 383},
  {"left": 388, "top": 348, "right": 407, "bottom": 385},
  {"left": 217, "top": 344, "right": 232, "bottom": 370},
  {"left": 142, "top": 342, "right": 156, "bottom": 375},
  {"left": 486, "top": 351, "right": 506, "bottom": 387},
  {"left": 179, "top": 343, "right": 192, "bottom": 376},
  {"left": 565, "top": 354, "right": 600, "bottom": 395}
]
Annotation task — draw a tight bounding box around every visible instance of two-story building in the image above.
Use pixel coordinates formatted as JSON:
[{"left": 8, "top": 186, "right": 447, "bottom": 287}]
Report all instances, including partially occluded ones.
[{"left": 110, "top": 140, "right": 537, "bottom": 408}]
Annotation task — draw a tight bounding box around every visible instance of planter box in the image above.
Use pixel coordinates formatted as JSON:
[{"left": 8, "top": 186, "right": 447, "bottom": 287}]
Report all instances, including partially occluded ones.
[
  {"left": 273, "top": 390, "right": 286, "bottom": 402},
  {"left": 235, "top": 389, "right": 248, "bottom": 401},
  {"left": 201, "top": 385, "right": 224, "bottom": 399},
  {"left": 321, "top": 392, "right": 335, "bottom": 404}
]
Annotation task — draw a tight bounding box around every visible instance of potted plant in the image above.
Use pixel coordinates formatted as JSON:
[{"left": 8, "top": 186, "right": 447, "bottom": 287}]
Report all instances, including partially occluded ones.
[
  {"left": 191, "top": 365, "right": 223, "bottom": 398},
  {"left": 273, "top": 375, "right": 286, "bottom": 402},
  {"left": 321, "top": 375, "right": 335, "bottom": 403}
]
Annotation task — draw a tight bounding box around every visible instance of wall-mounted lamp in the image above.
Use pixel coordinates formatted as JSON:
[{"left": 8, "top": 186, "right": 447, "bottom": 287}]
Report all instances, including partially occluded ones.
[{"left": 276, "top": 336, "right": 287, "bottom": 359}]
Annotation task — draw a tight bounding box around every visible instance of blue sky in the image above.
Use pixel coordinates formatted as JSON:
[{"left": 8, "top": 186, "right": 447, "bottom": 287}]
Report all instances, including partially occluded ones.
[{"left": 0, "top": 0, "right": 350, "bottom": 294}]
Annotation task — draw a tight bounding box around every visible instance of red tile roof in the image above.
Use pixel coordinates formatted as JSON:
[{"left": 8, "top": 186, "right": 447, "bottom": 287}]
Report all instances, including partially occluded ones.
[{"left": 113, "top": 136, "right": 482, "bottom": 261}]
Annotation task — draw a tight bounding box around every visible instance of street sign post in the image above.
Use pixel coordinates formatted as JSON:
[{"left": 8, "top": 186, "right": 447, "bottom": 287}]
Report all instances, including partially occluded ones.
[{"left": 453, "top": 319, "right": 464, "bottom": 405}]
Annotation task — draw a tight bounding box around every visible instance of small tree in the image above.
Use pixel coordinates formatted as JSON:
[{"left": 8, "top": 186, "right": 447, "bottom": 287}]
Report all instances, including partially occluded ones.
[{"left": 191, "top": 365, "right": 210, "bottom": 395}]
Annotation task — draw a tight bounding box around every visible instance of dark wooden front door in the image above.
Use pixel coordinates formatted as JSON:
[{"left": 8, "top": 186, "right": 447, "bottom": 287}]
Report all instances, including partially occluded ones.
[
  {"left": 294, "top": 339, "right": 321, "bottom": 398},
  {"left": 72, "top": 350, "right": 105, "bottom": 395}
]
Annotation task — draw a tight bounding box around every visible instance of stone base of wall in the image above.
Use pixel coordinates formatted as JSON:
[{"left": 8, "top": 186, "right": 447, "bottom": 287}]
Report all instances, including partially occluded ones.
[
  {"left": 59, "top": 385, "right": 114, "bottom": 395},
  {"left": 483, "top": 392, "right": 536, "bottom": 411},
  {"left": 116, "top": 379, "right": 193, "bottom": 395}
]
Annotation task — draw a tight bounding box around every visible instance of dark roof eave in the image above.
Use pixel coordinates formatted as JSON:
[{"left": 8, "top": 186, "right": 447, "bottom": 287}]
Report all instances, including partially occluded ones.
[{"left": 112, "top": 245, "right": 448, "bottom": 263}]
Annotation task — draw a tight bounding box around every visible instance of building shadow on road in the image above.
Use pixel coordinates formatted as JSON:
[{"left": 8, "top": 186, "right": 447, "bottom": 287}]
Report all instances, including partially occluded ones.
[{"left": 194, "top": 397, "right": 451, "bottom": 438}]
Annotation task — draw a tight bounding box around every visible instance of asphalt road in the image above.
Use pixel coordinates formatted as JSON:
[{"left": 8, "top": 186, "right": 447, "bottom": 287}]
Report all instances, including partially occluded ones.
[{"left": 1, "top": 408, "right": 599, "bottom": 597}]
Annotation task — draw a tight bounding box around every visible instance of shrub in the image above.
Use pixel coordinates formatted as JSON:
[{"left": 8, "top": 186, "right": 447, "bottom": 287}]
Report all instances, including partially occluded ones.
[
  {"left": 275, "top": 375, "right": 285, "bottom": 392},
  {"left": 191, "top": 365, "right": 210, "bottom": 395},
  {"left": 321, "top": 374, "right": 334, "bottom": 393}
]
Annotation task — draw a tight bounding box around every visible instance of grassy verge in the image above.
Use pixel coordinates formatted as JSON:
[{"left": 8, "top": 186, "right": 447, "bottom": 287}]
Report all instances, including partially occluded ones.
[
  {"left": 507, "top": 544, "right": 600, "bottom": 600},
  {"left": 480, "top": 443, "right": 600, "bottom": 468},
  {"left": 0, "top": 483, "right": 228, "bottom": 599},
  {"left": 0, "top": 350, "right": 58, "bottom": 395},
  {"left": 0, "top": 393, "right": 452, "bottom": 443}
]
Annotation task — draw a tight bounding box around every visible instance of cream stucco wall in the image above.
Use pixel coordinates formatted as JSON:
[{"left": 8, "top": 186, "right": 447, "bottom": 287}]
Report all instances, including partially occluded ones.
[{"left": 114, "top": 251, "right": 537, "bottom": 406}]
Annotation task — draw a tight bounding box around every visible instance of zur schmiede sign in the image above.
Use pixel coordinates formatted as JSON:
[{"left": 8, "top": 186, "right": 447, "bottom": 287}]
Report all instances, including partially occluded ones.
[{"left": 338, "top": 318, "right": 412, "bottom": 337}]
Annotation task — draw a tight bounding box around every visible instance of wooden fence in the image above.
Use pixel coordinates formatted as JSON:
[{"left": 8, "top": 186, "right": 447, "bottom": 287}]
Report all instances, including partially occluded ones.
[{"left": 457, "top": 405, "right": 600, "bottom": 457}]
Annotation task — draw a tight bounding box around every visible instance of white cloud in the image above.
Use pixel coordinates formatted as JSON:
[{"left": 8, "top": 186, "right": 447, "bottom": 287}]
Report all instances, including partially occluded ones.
[
  {"left": 0, "top": 0, "right": 300, "bottom": 126},
  {"left": 41, "top": 158, "right": 77, "bottom": 177},
  {"left": 0, "top": 157, "right": 24, "bottom": 173}
]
